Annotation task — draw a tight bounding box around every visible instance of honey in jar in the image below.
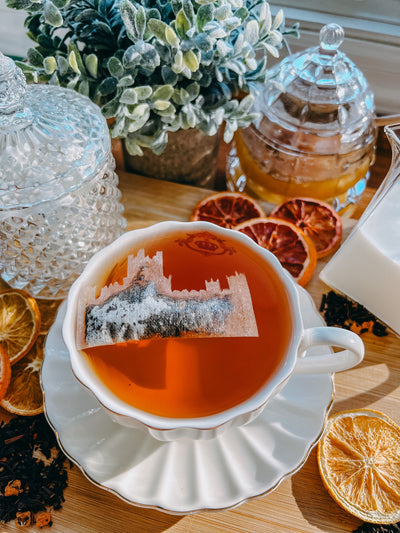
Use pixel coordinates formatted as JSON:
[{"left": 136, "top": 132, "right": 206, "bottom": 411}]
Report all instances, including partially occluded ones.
[{"left": 227, "top": 24, "right": 377, "bottom": 212}]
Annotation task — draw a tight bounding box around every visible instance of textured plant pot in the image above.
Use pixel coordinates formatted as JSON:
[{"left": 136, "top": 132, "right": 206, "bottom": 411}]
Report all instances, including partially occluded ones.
[{"left": 123, "top": 128, "right": 221, "bottom": 188}]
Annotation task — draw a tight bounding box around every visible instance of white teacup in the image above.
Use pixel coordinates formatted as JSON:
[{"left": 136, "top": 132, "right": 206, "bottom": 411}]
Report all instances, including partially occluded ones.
[{"left": 63, "top": 221, "right": 363, "bottom": 441}]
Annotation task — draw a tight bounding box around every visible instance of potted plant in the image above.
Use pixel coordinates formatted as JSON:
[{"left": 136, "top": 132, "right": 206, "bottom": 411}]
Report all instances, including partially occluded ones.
[{"left": 8, "top": 0, "right": 298, "bottom": 185}]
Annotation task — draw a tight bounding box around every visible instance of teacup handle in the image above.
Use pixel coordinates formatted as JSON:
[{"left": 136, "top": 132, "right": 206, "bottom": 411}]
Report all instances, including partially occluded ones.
[{"left": 294, "top": 327, "right": 364, "bottom": 375}]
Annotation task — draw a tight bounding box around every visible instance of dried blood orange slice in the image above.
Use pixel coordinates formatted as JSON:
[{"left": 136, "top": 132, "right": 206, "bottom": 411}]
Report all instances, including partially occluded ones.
[
  {"left": 191, "top": 192, "right": 265, "bottom": 229},
  {"left": 318, "top": 409, "right": 400, "bottom": 524},
  {"left": 271, "top": 197, "right": 342, "bottom": 258},
  {"left": 235, "top": 217, "right": 317, "bottom": 286},
  {"left": 0, "top": 334, "right": 45, "bottom": 416},
  {"left": 0, "top": 345, "right": 11, "bottom": 402}
]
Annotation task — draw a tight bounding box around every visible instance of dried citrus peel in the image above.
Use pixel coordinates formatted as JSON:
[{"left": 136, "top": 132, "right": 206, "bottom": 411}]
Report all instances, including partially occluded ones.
[{"left": 318, "top": 409, "right": 400, "bottom": 524}]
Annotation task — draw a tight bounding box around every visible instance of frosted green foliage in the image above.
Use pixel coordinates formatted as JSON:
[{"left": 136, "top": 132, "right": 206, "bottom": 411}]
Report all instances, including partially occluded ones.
[{"left": 9, "top": 0, "right": 299, "bottom": 155}]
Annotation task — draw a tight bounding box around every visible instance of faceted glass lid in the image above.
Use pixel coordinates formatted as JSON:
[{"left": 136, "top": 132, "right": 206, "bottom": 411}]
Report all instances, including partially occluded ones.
[
  {"left": 252, "top": 24, "right": 376, "bottom": 153},
  {"left": 0, "top": 53, "right": 111, "bottom": 209}
]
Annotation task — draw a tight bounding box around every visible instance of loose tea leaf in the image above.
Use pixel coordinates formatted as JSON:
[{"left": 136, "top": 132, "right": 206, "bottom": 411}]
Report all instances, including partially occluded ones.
[
  {"left": 353, "top": 522, "right": 400, "bottom": 533},
  {"left": 0, "top": 414, "right": 71, "bottom": 527},
  {"left": 320, "top": 291, "right": 388, "bottom": 337}
]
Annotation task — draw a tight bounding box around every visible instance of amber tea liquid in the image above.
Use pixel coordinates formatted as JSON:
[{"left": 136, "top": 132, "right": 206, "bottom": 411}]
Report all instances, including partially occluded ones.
[{"left": 82, "top": 230, "right": 293, "bottom": 418}]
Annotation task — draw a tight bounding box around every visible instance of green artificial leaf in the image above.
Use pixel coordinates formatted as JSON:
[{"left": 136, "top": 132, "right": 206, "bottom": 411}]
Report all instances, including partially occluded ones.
[
  {"left": 152, "top": 85, "right": 174, "bottom": 101},
  {"left": 244, "top": 19, "right": 258, "bottom": 45},
  {"left": 43, "top": 56, "right": 57, "bottom": 74},
  {"left": 197, "top": 4, "right": 214, "bottom": 32},
  {"left": 194, "top": 33, "right": 213, "bottom": 52},
  {"left": 127, "top": 108, "right": 150, "bottom": 132},
  {"left": 185, "top": 82, "right": 200, "bottom": 100},
  {"left": 238, "top": 94, "right": 254, "bottom": 114},
  {"left": 67, "top": 76, "right": 80, "bottom": 90},
  {"left": 123, "top": 46, "right": 141, "bottom": 68},
  {"left": 182, "top": 0, "right": 194, "bottom": 25},
  {"left": 108, "top": 56, "right": 124, "bottom": 78},
  {"left": 148, "top": 19, "right": 168, "bottom": 43},
  {"left": 259, "top": 2, "right": 271, "bottom": 35},
  {"left": 37, "top": 33, "right": 53, "bottom": 50},
  {"left": 153, "top": 100, "right": 171, "bottom": 111},
  {"left": 234, "top": 7, "right": 248, "bottom": 23},
  {"left": 125, "top": 136, "right": 143, "bottom": 156},
  {"left": 215, "top": 4, "right": 231, "bottom": 21},
  {"left": 203, "top": 21, "right": 226, "bottom": 39},
  {"left": 43, "top": 0, "right": 63, "bottom": 27},
  {"left": 14, "top": 61, "right": 37, "bottom": 73},
  {"left": 68, "top": 43, "right": 85, "bottom": 72},
  {"left": 137, "top": 42, "right": 160, "bottom": 70},
  {"left": 85, "top": 54, "right": 98, "bottom": 78},
  {"left": 134, "top": 85, "right": 152, "bottom": 100},
  {"left": 272, "top": 9, "right": 284, "bottom": 31},
  {"left": 118, "top": 74, "right": 135, "bottom": 87},
  {"left": 51, "top": 0, "right": 68, "bottom": 8},
  {"left": 120, "top": 0, "right": 138, "bottom": 41},
  {"left": 120, "top": 88, "right": 138, "bottom": 104},
  {"left": 161, "top": 65, "right": 178, "bottom": 85},
  {"left": 6, "top": 0, "right": 32, "bottom": 9},
  {"left": 223, "top": 16, "right": 241, "bottom": 33},
  {"left": 57, "top": 55, "right": 69, "bottom": 76},
  {"left": 172, "top": 87, "right": 189, "bottom": 106},
  {"left": 48, "top": 71, "right": 59, "bottom": 85},
  {"left": 165, "top": 27, "right": 179, "bottom": 47},
  {"left": 135, "top": 6, "right": 146, "bottom": 39},
  {"left": 176, "top": 9, "right": 190, "bottom": 40},
  {"left": 97, "top": 76, "right": 118, "bottom": 96},
  {"left": 216, "top": 39, "right": 231, "bottom": 57},
  {"left": 101, "top": 98, "right": 120, "bottom": 118},
  {"left": 183, "top": 50, "right": 199, "bottom": 72},
  {"left": 27, "top": 47, "right": 44, "bottom": 68},
  {"left": 68, "top": 51, "right": 81, "bottom": 74},
  {"left": 78, "top": 79, "right": 90, "bottom": 96}
]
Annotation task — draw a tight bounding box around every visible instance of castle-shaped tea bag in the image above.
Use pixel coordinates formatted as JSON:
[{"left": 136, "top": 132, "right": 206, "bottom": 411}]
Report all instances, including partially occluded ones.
[{"left": 76, "top": 249, "right": 259, "bottom": 349}]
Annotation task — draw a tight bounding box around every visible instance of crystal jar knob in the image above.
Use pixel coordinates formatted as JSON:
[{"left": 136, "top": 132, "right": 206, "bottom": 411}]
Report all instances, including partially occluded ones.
[
  {"left": 0, "top": 52, "right": 26, "bottom": 115},
  {"left": 319, "top": 23, "right": 344, "bottom": 53}
]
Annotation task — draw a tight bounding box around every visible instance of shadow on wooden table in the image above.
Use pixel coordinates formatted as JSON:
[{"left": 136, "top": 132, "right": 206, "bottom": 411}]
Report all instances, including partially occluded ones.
[{"left": 291, "top": 448, "right": 361, "bottom": 533}]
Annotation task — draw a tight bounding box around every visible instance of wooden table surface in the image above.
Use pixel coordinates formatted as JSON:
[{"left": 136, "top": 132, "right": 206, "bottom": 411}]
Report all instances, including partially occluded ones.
[{"left": 2, "top": 171, "right": 399, "bottom": 533}]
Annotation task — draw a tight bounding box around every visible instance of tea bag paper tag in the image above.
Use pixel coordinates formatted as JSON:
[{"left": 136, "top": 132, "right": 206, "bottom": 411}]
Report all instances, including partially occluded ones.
[{"left": 76, "top": 249, "right": 258, "bottom": 349}]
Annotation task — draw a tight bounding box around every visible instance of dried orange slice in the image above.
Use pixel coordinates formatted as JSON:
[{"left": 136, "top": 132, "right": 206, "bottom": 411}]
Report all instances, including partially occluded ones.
[
  {"left": 0, "top": 345, "right": 11, "bottom": 402},
  {"left": 191, "top": 191, "right": 265, "bottom": 229},
  {"left": 318, "top": 409, "right": 400, "bottom": 524},
  {"left": 0, "top": 334, "right": 45, "bottom": 416},
  {"left": 271, "top": 197, "right": 342, "bottom": 258},
  {"left": 0, "top": 289, "right": 41, "bottom": 365},
  {"left": 235, "top": 217, "right": 317, "bottom": 286}
]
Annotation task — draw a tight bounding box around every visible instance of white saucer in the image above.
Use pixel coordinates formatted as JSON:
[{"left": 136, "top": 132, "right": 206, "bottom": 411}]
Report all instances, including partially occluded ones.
[{"left": 41, "top": 286, "right": 334, "bottom": 514}]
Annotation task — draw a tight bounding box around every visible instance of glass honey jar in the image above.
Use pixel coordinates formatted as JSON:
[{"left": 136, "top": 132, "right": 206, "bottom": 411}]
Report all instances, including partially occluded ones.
[{"left": 227, "top": 24, "right": 377, "bottom": 212}]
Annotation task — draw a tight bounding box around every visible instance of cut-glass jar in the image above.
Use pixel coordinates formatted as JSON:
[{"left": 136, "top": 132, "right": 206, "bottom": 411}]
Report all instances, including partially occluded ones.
[
  {"left": 0, "top": 53, "right": 126, "bottom": 299},
  {"left": 227, "top": 24, "right": 377, "bottom": 212}
]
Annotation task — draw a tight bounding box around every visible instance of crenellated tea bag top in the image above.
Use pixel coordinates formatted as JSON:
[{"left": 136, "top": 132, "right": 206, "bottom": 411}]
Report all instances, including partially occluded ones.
[{"left": 0, "top": 52, "right": 112, "bottom": 209}]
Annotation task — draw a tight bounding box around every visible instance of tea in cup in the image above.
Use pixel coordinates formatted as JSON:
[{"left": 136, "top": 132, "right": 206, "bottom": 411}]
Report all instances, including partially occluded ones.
[{"left": 63, "top": 221, "right": 364, "bottom": 441}]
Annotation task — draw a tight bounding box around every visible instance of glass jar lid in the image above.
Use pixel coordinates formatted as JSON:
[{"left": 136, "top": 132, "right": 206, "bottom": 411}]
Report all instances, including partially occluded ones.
[
  {"left": 253, "top": 24, "right": 376, "bottom": 154},
  {"left": 0, "top": 52, "right": 111, "bottom": 209}
]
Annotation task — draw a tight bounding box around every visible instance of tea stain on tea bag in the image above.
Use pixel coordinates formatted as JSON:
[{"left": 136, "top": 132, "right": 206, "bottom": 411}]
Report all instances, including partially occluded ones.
[{"left": 77, "top": 249, "right": 258, "bottom": 350}]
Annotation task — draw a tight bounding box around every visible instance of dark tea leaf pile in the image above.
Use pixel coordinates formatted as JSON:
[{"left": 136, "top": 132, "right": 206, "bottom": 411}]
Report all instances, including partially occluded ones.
[
  {"left": 0, "top": 414, "right": 71, "bottom": 527},
  {"left": 320, "top": 291, "right": 388, "bottom": 337},
  {"left": 353, "top": 522, "right": 400, "bottom": 533}
]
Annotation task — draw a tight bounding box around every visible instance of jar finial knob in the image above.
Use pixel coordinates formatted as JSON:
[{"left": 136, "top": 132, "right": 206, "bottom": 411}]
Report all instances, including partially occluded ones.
[
  {"left": 0, "top": 51, "right": 27, "bottom": 116},
  {"left": 319, "top": 23, "right": 344, "bottom": 53}
]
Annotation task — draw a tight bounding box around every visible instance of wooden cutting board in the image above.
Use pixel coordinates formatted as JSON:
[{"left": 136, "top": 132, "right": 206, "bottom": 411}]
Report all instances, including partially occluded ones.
[{"left": 1, "top": 173, "right": 399, "bottom": 533}]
